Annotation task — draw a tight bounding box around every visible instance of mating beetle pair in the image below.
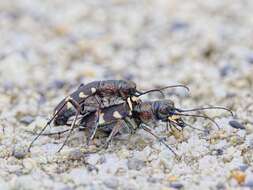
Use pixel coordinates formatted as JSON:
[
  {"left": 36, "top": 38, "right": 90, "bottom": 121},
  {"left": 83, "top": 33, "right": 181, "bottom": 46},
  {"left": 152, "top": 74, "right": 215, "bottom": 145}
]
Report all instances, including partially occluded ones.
[{"left": 28, "top": 80, "right": 233, "bottom": 155}]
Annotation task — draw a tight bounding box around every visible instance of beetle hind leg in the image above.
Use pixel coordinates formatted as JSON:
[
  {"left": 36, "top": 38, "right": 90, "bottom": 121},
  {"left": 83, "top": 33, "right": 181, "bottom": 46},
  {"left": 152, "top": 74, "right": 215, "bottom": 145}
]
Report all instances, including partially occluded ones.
[
  {"left": 28, "top": 98, "right": 80, "bottom": 152},
  {"left": 85, "top": 110, "right": 100, "bottom": 146},
  {"left": 104, "top": 120, "right": 126, "bottom": 148},
  {"left": 57, "top": 99, "right": 82, "bottom": 152}
]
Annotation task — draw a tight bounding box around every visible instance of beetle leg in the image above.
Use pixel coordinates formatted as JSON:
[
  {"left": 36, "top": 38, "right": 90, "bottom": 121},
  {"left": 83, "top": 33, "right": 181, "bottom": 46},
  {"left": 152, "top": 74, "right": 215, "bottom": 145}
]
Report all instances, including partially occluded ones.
[
  {"left": 57, "top": 99, "right": 82, "bottom": 152},
  {"left": 124, "top": 117, "right": 138, "bottom": 134},
  {"left": 85, "top": 94, "right": 104, "bottom": 145},
  {"left": 86, "top": 110, "right": 100, "bottom": 145},
  {"left": 28, "top": 98, "right": 80, "bottom": 152},
  {"left": 169, "top": 122, "right": 182, "bottom": 132},
  {"left": 140, "top": 123, "right": 178, "bottom": 156},
  {"left": 104, "top": 120, "right": 125, "bottom": 148},
  {"left": 166, "top": 122, "right": 169, "bottom": 131}
]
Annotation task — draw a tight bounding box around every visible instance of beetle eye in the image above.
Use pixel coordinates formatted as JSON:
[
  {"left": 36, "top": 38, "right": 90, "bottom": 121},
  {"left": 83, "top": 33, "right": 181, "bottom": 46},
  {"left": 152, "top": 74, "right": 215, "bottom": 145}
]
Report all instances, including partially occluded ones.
[
  {"left": 159, "top": 107, "right": 167, "bottom": 114},
  {"left": 166, "top": 107, "right": 174, "bottom": 113}
]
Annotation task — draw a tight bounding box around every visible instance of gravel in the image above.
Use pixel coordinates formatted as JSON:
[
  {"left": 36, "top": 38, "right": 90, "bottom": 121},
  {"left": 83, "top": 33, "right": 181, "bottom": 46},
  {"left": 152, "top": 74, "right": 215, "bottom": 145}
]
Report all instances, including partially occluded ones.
[
  {"left": 12, "top": 146, "right": 27, "bottom": 160},
  {"left": 19, "top": 115, "right": 35, "bottom": 125},
  {"left": 229, "top": 120, "right": 246, "bottom": 130},
  {"left": 169, "top": 183, "right": 184, "bottom": 189},
  {"left": 0, "top": 0, "right": 253, "bottom": 189},
  {"left": 127, "top": 158, "right": 146, "bottom": 171}
]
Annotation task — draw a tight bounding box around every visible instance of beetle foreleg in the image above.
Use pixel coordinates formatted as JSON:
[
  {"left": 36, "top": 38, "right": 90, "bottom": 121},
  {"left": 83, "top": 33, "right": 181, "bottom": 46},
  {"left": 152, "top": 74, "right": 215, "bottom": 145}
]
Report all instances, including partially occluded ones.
[{"left": 140, "top": 123, "right": 178, "bottom": 156}]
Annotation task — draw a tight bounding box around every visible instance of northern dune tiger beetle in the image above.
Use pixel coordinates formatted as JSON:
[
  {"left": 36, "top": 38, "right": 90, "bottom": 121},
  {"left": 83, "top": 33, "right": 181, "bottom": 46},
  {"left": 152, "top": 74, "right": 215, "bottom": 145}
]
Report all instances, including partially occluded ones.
[
  {"left": 78, "top": 99, "right": 233, "bottom": 156},
  {"left": 28, "top": 80, "right": 189, "bottom": 152},
  {"left": 39, "top": 98, "right": 233, "bottom": 156}
]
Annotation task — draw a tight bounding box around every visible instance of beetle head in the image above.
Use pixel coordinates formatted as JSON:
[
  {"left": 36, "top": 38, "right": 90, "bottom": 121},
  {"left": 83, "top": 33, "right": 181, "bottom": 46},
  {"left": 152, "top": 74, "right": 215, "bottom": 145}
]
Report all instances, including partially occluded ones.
[{"left": 119, "top": 80, "right": 137, "bottom": 98}]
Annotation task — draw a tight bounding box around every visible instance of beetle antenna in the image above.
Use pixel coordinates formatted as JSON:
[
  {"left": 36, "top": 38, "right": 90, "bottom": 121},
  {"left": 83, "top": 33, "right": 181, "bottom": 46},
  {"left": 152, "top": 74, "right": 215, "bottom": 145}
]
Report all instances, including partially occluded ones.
[
  {"left": 159, "top": 84, "right": 190, "bottom": 92},
  {"left": 176, "top": 106, "right": 233, "bottom": 116},
  {"left": 173, "top": 113, "right": 221, "bottom": 130},
  {"left": 181, "top": 120, "right": 207, "bottom": 133},
  {"left": 136, "top": 84, "right": 190, "bottom": 98},
  {"left": 135, "top": 89, "right": 165, "bottom": 98}
]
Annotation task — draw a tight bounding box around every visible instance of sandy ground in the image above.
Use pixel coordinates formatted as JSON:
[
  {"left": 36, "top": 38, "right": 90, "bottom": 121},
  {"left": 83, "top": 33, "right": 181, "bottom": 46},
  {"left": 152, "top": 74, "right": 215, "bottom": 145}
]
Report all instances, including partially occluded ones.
[{"left": 1, "top": 0, "right": 253, "bottom": 189}]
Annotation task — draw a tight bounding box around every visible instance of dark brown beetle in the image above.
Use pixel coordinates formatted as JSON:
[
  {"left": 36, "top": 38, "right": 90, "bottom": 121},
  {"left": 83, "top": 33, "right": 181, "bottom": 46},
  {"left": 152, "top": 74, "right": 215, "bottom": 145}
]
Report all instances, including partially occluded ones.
[
  {"left": 52, "top": 80, "right": 188, "bottom": 126},
  {"left": 51, "top": 99, "right": 233, "bottom": 155},
  {"left": 131, "top": 99, "right": 234, "bottom": 131}
]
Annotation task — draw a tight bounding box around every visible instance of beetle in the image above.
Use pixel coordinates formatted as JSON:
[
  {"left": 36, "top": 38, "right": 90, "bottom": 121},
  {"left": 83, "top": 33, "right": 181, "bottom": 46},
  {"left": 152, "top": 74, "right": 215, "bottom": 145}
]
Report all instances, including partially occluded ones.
[
  {"left": 131, "top": 99, "right": 234, "bottom": 132},
  {"left": 52, "top": 80, "right": 189, "bottom": 126},
  {"left": 49, "top": 98, "right": 233, "bottom": 155},
  {"left": 28, "top": 80, "right": 189, "bottom": 152}
]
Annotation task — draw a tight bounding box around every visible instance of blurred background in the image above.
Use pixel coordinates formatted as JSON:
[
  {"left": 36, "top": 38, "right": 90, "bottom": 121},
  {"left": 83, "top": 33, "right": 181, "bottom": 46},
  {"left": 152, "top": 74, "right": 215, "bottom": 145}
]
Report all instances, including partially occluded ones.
[{"left": 0, "top": 0, "right": 253, "bottom": 189}]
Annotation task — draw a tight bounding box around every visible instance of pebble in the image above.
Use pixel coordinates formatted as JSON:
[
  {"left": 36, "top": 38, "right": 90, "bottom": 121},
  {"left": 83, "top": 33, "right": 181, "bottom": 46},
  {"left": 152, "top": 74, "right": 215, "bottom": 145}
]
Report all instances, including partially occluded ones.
[
  {"left": 169, "top": 183, "right": 184, "bottom": 189},
  {"left": 86, "top": 163, "right": 99, "bottom": 173},
  {"left": 13, "top": 175, "right": 41, "bottom": 190},
  {"left": 216, "top": 183, "right": 225, "bottom": 190},
  {"left": 229, "top": 120, "right": 245, "bottom": 130},
  {"left": 68, "top": 149, "right": 84, "bottom": 161},
  {"left": 86, "top": 154, "right": 101, "bottom": 166},
  {"left": 219, "top": 65, "right": 234, "bottom": 77},
  {"left": 0, "top": 180, "right": 9, "bottom": 190},
  {"left": 13, "top": 146, "right": 27, "bottom": 159},
  {"left": 68, "top": 168, "right": 91, "bottom": 186},
  {"left": 127, "top": 158, "right": 146, "bottom": 171},
  {"left": 2, "top": 81, "right": 14, "bottom": 91},
  {"left": 230, "top": 135, "right": 244, "bottom": 146},
  {"left": 247, "top": 54, "right": 253, "bottom": 64},
  {"left": 103, "top": 178, "right": 119, "bottom": 189},
  {"left": 19, "top": 115, "right": 34, "bottom": 125},
  {"left": 244, "top": 180, "right": 253, "bottom": 188},
  {"left": 147, "top": 176, "right": 160, "bottom": 183},
  {"left": 167, "top": 175, "right": 178, "bottom": 182},
  {"left": 245, "top": 134, "right": 253, "bottom": 148},
  {"left": 28, "top": 117, "right": 48, "bottom": 131},
  {"left": 0, "top": 147, "right": 11, "bottom": 158},
  {"left": 51, "top": 80, "right": 66, "bottom": 89},
  {"left": 60, "top": 187, "right": 74, "bottom": 190},
  {"left": 231, "top": 170, "right": 246, "bottom": 184},
  {"left": 212, "top": 149, "right": 223, "bottom": 156},
  {"left": 22, "top": 158, "right": 37, "bottom": 173},
  {"left": 170, "top": 21, "right": 189, "bottom": 32},
  {"left": 238, "top": 164, "right": 249, "bottom": 172}
]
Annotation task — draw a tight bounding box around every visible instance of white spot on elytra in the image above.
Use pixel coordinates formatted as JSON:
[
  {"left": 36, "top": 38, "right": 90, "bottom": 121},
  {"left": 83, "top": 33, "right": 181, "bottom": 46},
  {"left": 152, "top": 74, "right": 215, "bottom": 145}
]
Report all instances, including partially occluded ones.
[
  {"left": 99, "top": 113, "right": 105, "bottom": 125},
  {"left": 113, "top": 111, "right": 122, "bottom": 119},
  {"left": 67, "top": 102, "right": 73, "bottom": 109},
  {"left": 65, "top": 96, "right": 72, "bottom": 101},
  {"left": 91, "top": 87, "right": 96, "bottom": 93},
  {"left": 79, "top": 92, "right": 87, "bottom": 98}
]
